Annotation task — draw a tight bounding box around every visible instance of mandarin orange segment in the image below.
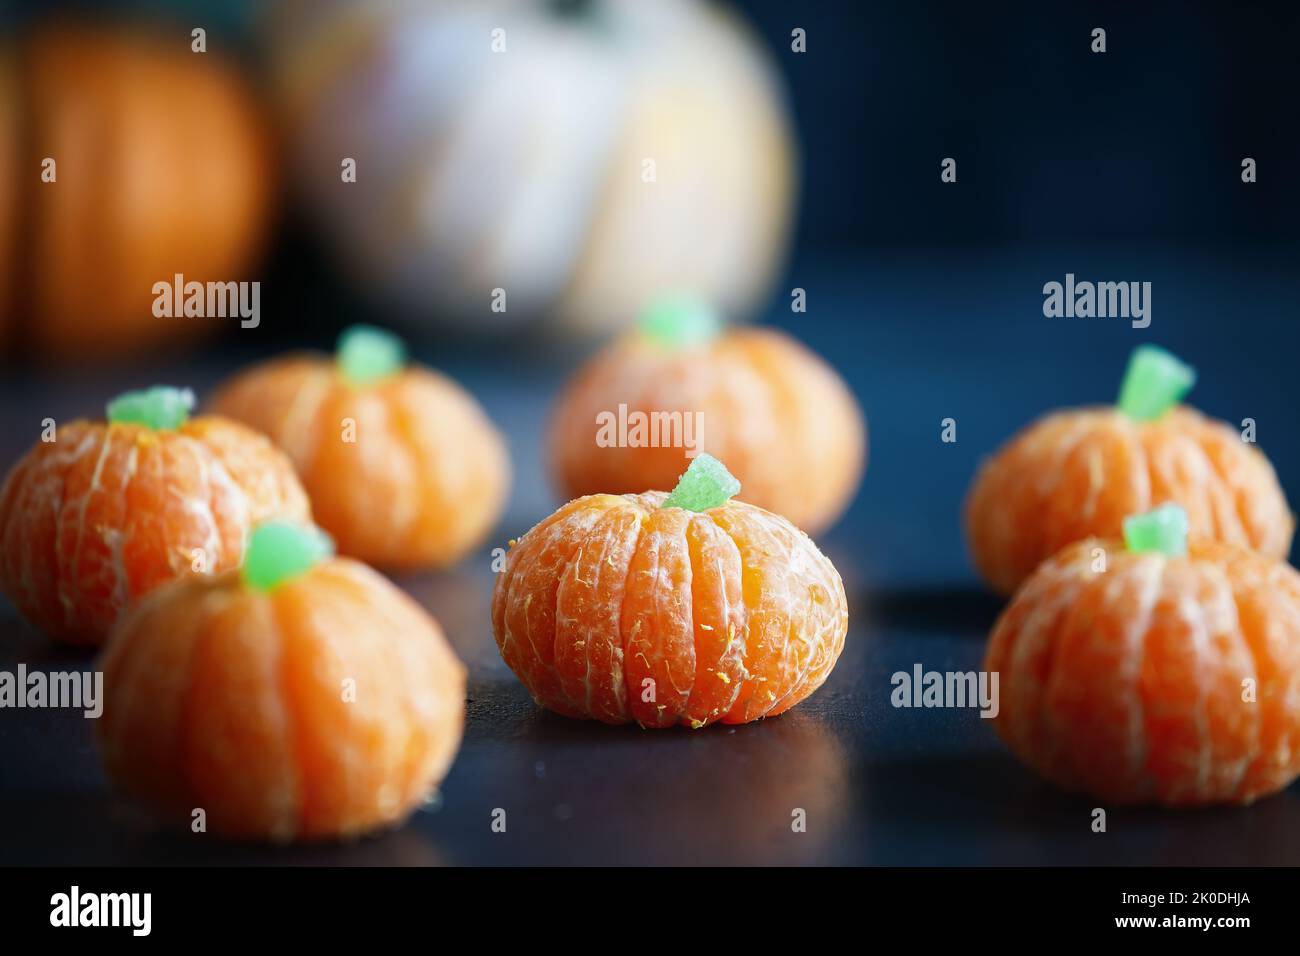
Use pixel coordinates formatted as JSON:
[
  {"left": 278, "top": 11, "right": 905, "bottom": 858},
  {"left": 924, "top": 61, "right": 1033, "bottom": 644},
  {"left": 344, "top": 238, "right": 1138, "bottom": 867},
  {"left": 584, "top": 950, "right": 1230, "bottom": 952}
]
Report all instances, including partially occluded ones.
[
  {"left": 497, "top": 496, "right": 623, "bottom": 720},
  {"left": 552, "top": 505, "right": 643, "bottom": 723},
  {"left": 622, "top": 505, "right": 696, "bottom": 727},
  {"left": 682, "top": 516, "right": 747, "bottom": 725},
  {"left": 98, "top": 556, "right": 466, "bottom": 842},
  {"left": 713, "top": 503, "right": 847, "bottom": 722},
  {"left": 0, "top": 414, "right": 310, "bottom": 646},
  {"left": 182, "top": 590, "right": 300, "bottom": 841},
  {"left": 209, "top": 339, "right": 510, "bottom": 570},
  {"left": 492, "top": 488, "right": 848, "bottom": 729},
  {"left": 97, "top": 574, "right": 214, "bottom": 814},
  {"left": 986, "top": 537, "right": 1300, "bottom": 806}
]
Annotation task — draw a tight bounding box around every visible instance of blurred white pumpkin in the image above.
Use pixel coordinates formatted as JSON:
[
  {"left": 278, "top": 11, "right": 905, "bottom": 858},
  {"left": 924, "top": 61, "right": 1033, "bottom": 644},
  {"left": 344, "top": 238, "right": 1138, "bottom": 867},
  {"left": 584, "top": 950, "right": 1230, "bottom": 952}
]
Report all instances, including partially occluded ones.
[{"left": 266, "top": 0, "right": 796, "bottom": 336}]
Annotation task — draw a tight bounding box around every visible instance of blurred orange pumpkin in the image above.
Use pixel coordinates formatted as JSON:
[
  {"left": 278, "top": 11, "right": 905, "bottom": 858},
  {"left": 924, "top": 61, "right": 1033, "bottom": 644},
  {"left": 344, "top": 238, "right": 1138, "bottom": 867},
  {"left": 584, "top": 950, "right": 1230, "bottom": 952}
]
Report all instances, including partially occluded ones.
[
  {"left": 209, "top": 329, "right": 510, "bottom": 570},
  {"left": 968, "top": 406, "right": 1293, "bottom": 596},
  {"left": 0, "top": 47, "right": 15, "bottom": 353},
  {"left": 966, "top": 348, "right": 1293, "bottom": 595},
  {"left": 550, "top": 310, "right": 865, "bottom": 536},
  {"left": 987, "top": 532, "right": 1300, "bottom": 806},
  {"left": 99, "top": 526, "right": 466, "bottom": 841},
  {"left": 0, "top": 23, "right": 273, "bottom": 359}
]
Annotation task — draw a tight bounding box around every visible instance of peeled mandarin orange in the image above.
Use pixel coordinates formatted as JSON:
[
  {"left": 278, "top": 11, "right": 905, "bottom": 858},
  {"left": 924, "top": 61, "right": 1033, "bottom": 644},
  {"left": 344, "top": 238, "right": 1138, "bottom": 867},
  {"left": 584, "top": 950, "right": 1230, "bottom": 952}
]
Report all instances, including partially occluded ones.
[
  {"left": 966, "top": 346, "right": 1292, "bottom": 595},
  {"left": 98, "top": 522, "right": 466, "bottom": 842},
  {"left": 0, "top": 388, "right": 309, "bottom": 646},
  {"left": 549, "top": 300, "right": 865, "bottom": 536},
  {"left": 492, "top": 455, "right": 848, "bottom": 728},
  {"left": 985, "top": 507, "right": 1300, "bottom": 807},
  {"left": 209, "top": 326, "right": 510, "bottom": 570}
]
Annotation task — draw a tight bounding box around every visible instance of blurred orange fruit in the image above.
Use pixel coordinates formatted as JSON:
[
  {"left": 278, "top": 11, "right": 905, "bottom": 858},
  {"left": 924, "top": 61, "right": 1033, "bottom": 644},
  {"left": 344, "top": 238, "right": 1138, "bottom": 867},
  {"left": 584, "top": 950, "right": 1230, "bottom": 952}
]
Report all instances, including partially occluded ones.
[
  {"left": 966, "top": 407, "right": 1292, "bottom": 595},
  {"left": 209, "top": 353, "right": 510, "bottom": 570},
  {"left": 0, "top": 417, "right": 309, "bottom": 645},
  {"left": 492, "top": 491, "right": 848, "bottom": 728},
  {"left": 98, "top": 557, "right": 465, "bottom": 841},
  {"left": 1, "top": 23, "right": 273, "bottom": 359},
  {"left": 0, "top": 45, "right": 15, "bottom": 353},
  {"left": 550, "top": 327, "right": 865, "bottom": 535},
  {"left": 986, "top": 537, "right": 1300, "bottom": 806}
]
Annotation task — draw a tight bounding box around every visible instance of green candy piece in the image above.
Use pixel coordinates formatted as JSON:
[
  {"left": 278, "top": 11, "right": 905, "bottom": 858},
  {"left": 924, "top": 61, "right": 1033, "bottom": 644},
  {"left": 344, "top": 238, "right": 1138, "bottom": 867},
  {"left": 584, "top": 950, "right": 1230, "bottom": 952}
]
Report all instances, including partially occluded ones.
[
  {"left": 241, "top": 522, "right": 334, "bottom": 592},
  {"left": 105, "top": 386, "right": 195, "bottom": 430},
  {"left": 661, "top": 453, "right": 740, "bottom": 512},
  {"left": 1116, "top": 345, "right": 1196, "bottom": 422},
  {"left": 1123, "top": 503, "right": 1189, "bottom": 557},
  {"left": 638, "top": 297, "right": 721, "bottom": 349},
  {"left": 337, "top": 324, "right": 406, "bottom": 385}
]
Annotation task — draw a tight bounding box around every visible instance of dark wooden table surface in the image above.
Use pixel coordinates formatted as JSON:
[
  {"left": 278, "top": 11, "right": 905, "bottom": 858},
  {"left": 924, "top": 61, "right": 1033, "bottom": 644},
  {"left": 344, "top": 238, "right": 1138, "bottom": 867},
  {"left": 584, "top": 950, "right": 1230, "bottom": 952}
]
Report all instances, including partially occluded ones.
[{"left": 3, "top": 245, "right": 1298, "bottom": 865}]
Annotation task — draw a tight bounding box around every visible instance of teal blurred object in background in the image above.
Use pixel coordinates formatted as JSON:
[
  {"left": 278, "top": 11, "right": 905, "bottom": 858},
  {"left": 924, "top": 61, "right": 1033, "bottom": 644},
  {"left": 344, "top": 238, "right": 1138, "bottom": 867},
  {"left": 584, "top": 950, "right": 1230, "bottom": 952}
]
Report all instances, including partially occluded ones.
[{"left": 0, "top": 0, "right": 263, "bottom": 38}]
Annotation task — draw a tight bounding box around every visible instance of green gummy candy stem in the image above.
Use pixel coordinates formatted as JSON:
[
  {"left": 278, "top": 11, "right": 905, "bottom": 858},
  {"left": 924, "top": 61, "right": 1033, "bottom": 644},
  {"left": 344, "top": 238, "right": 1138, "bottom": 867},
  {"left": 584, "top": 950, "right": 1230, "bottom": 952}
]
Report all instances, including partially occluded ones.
[
  {"left": 241, "top": 522, "right": 334, "bottom": 592},
  {"left": 1123, "top": 503, "right": 1189, "bottom": 557},
  {"left": 1117, "top": 345, "right": 1196, "bottom": 422},
  {"left": 337, "top": 324, "right": 406, "bottom": 385},
  {"left": 639, "top": 296, "right": 721, "bottom": 349},
  {"left": 661, "top": 453, "right": 741, "bottom": 512},
  {"left": 105, "top": 386, "right": 195, "bottom": 430}
]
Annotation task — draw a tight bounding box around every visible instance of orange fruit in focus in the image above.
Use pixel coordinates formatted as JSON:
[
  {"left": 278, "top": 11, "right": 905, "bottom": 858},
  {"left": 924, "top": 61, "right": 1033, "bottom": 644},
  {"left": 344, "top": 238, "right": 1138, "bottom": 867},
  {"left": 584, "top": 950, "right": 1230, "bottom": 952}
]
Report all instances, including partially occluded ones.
[
  {"left": 985, "top": 537, "right": 1300, "bottom": 806},
  {"left": 492, "top": 491, "right": 848, "bottom": 728},
  {"left": 549, "top": 327, "right": 866, "bottom": 536},
  {"left": 98, "top": 558, "right": 465, "bottom": 841},
  {"left": 966, "top": 407, "right": 1293, "bottom": 596},
  {"left": 0, "top": 417, "right": 309, "bottom": 645},
  {"left": 209, "top": 353, "right": 510, "bottom": 569}
]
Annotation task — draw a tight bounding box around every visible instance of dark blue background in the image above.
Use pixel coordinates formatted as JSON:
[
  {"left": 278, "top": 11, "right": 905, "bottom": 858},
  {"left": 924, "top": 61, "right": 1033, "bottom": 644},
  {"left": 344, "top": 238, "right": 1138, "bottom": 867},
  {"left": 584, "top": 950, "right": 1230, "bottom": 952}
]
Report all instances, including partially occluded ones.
[
  {"left": 7, "top": 0, "right": 1298, "bottom": 247},
  {"left": 752, "top": 0, "right": 1300, "bottom": 246}
]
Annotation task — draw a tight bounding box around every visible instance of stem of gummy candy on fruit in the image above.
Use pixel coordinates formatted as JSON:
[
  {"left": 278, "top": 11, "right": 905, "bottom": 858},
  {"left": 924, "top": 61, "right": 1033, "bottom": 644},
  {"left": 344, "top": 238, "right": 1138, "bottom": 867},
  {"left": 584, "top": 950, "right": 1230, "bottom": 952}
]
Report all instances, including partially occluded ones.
[
  {"left": 638, "top": 296, "right": 722, "bottom": 349},
  {"left": 337, "top": 324, "right": 406, "bottom": 386},
  {"left": 241, "top": 522, "right": 335, "bottom": 592},
  {"left": 1123, "top": 503, "right": 1189, "bottom": 557},
  {"left": 105, "top": 386, "right": 195, "bottom": 430},
  {"left": 1116, "top": 345, "right": 1196, "bottom": 422},
  {"left": 662, "top": 453, "right": 741, "bottom": 511}
]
